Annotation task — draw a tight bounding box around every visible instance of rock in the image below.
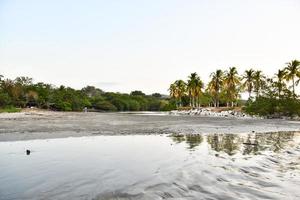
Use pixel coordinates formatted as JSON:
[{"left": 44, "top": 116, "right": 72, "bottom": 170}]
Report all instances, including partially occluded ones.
[
  {"left": 26, "top": 149, "right": 31, "bottom": 155},
  {"left": 169, "top": 108, "right": 255, "bottom": 119}
]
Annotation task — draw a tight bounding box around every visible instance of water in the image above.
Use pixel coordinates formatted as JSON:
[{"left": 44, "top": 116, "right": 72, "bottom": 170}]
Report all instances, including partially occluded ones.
[{"left": 0, "top": 132, "right": 299, "bottom": 200}]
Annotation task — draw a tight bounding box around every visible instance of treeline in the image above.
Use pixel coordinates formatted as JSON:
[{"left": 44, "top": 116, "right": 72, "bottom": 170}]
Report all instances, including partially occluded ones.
[
  {"left": 0, "top": 75, "right": 174, "bottom": 112},
  {"left": 169, "top": 60, "right": 300, "bottom": 117}
]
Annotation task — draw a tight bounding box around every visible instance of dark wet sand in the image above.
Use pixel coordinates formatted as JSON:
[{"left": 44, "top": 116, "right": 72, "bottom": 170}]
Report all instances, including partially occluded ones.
[{"left": 0, "top": 111, "right": 300, "bottom": 141}]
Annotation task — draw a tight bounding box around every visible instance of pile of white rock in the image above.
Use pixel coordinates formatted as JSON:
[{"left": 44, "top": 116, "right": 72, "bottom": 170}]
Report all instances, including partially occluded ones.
[{"left": 169, "top": 108, "right": 255, "bottom": 119}]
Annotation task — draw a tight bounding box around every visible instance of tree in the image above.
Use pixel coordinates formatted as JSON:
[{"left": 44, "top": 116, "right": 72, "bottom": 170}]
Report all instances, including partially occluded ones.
[
  {"left": 274, "top": 69, "right": 286, "bottom": 98},
  {"left": 208, "top": 69, "right": 223, "bottom": 107},
  {"left": 224, "top": 67, "right": 241, "bottom": 107},
  {"left": 174, "top": 80, "right": 186, "bottom": 107},
  {"left": 151, "top": 93, "right": 162, "bottom": 98},
  {"left": 243, "top": 69, "right": 255, "bottom": 99},
  {"left": 130, "top": 90, "right": 145, "bottom": 96},
  {"left": 284, "top": 60, "right": 300, "bottom": 99},
  {"left": 187, "top": 72, "right": 199, "bottom": 108},
  {"left": 253, "top": 70, "right": 266, "bottom": 97},
  {"left": 169, "top": 83, "right": 179, "bottom": 108},
  {"left": 194, "top": 78, "right": 204, "bottom": 108},
  {"left": 81, "top": 86, "right": 103, "bottom": 97}
]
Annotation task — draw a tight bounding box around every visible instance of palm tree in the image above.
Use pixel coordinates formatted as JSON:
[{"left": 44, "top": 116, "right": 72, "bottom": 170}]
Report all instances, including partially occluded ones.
[
  {"left": 274, "top": 69, "right": 286, "bottom": 98},
  {"left": 0, "top": 75, "right": 3, "bottom": 90},
  {"left": 284, "top": 60, "right": 300, "bottom": 98},
  {"left": 194, "top": 78, "right": 204, "bottom": 108},
  {"left": 187, "top": 73, "right": 203, "bottom": 108},
  {"left": 187, "top": 73, "right": 198, "bottom": 108},
  {"left": 175, "top": 80, "right": 186, "bottom": 107},
  {"left": 208, "top": 69, "right": 223, "bottom": 107},
  {"left": 253, "top": 70, "right": 266, "bottom": 97},
  {"left": 242, "top": 69, "right": 255, "bottom": 99},
  {"left": 224, "top": 67, "right": 241, "bottom": 107},
  {"left": 169, "top": 83, "right": 179, "bottom": 107}
]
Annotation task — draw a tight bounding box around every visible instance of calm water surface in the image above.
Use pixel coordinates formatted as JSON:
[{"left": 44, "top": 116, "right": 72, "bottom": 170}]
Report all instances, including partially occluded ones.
[{"left": 0, "top": 132, "right": 300, "bottom": 200}]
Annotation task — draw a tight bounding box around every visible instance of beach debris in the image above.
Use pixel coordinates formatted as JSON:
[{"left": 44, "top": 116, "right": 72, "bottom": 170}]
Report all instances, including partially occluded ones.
[{"left": 169, "top": 108, "right": 255, "bottom": 119}]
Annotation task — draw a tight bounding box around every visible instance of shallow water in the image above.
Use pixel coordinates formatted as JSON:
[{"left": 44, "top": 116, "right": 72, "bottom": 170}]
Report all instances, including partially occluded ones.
[{"left": 0, "top": 132, "right": 300, "bottom": 200}]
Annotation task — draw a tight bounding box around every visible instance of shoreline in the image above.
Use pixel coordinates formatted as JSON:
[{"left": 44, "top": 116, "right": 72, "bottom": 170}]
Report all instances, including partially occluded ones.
[
  {"left": 1, "top": 107, "right": 299, "bottom": 120},
  {"left": 0, "top": 110, "right": 300, "bottom": 141}
]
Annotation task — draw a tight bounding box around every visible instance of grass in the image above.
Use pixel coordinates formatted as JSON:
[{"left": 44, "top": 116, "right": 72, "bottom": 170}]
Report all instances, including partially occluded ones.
[{"left": 0, "top": 106, "right": 21, "bottom": 113}]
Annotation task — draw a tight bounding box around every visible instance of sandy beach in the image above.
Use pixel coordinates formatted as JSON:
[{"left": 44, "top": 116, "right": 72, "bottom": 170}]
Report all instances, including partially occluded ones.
[{"left": 0, "top": 110, "right": 300, "bottom": 141}]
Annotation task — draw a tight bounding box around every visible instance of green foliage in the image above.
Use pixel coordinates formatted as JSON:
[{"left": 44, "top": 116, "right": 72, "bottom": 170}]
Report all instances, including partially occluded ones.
[
  {"left": 0, "top": 106, "right": 21, "bottom": 113},
  {"left": 151, "top": 93, "right": 162, "bottom": 98},
  {"left": 93, "top": 100, "right": 117, "bottom": 111},
  {"left": 0, "top": 92, "right": 12, "bottom": 107},
  {"left": 50, "top": 86, "right": 91, "bottom": 111},
  {"left": 130, "top": 90, "right": 145, "bottom": 96},
  {"left": 244, "top": 97, "right": 300, "bottom": 117}
]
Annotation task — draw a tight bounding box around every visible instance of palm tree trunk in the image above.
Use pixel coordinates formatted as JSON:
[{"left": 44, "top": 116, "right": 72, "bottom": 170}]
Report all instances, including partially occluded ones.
[
  {"left": 293, "top": 77, "right": 295, "bottom": 99},
  {"left": 192, "top": 96, "right": 195, "bottom": 108}
]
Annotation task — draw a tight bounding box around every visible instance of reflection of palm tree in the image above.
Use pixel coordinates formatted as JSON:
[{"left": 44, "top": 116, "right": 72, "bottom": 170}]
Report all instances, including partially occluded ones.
[
  {"left": 242, "top": 132, "right": 296, "bottom": 154},
  {"left": 223, "top": 135, "right": 240, "bottom": 156},
  {"left": 170, "top": 134, "right": 185, "bottom": 144},
  {"left": 170, "top": 134, "right": 203, "bottom": 150},
  {"left": 242, "top": 134, "right": 259, "bottom": 155},
  {"left": 267, "top": 132, "right": 295, "bottom": 152},
  {"left": 284, "top": 60, "right": 300, "bottom": 99},
  {"left": 207, "top": 134, "right": 240, "bottom": 156},
  {"left": 185, "top": 134, "right": 203, "bottom": 150},
  {"left": 207, "top": 134, "right": 221, "bottom": 152}
]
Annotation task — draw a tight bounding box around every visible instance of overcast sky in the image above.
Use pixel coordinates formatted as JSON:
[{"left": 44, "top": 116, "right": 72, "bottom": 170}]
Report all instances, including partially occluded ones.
[{"left": 1, "top": 0, "right": 300, "bottom": 94}]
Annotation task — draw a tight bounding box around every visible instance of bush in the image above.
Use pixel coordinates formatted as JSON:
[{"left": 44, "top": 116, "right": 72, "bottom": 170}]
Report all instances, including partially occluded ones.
[
  {"left": 0, "top": 92, "right": 12, "bottom": 107},
  {"left": 0, "top": 106, "right": 21, "bottom": 113},
  {"left": 244, "top": 97, "right": 300, "bottom": 117},
  {"left": 93, "top": 100, "right": 117, "bottom": 111}
]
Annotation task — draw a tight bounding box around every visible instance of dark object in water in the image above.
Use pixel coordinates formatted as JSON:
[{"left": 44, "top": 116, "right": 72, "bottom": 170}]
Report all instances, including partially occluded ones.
[
  {"left": 243, "top": 142, "right": 258, "bottom": 146},
  {"left": 26, "top": 150, "right": 31, "bottom": 155}
]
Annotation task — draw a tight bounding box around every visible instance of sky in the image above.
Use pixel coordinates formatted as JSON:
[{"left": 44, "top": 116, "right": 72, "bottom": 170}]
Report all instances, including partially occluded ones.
[{"left": 1, "top": 0, "right": 300, "bottom": 94}]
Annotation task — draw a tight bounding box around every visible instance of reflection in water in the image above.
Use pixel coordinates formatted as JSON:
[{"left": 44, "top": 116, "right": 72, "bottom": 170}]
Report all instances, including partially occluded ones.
[
  {"left": 170, "top": 134, "right": 203, "bottom": 150},
  {"left": 171, "top": 131, "right": 297, "bottom": 155},
  {"left": 0, "top": 132, "right": 299, "bottom": 200},
  {"left": 207, "top": 134, "right": 241, "bottom": 155}
]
